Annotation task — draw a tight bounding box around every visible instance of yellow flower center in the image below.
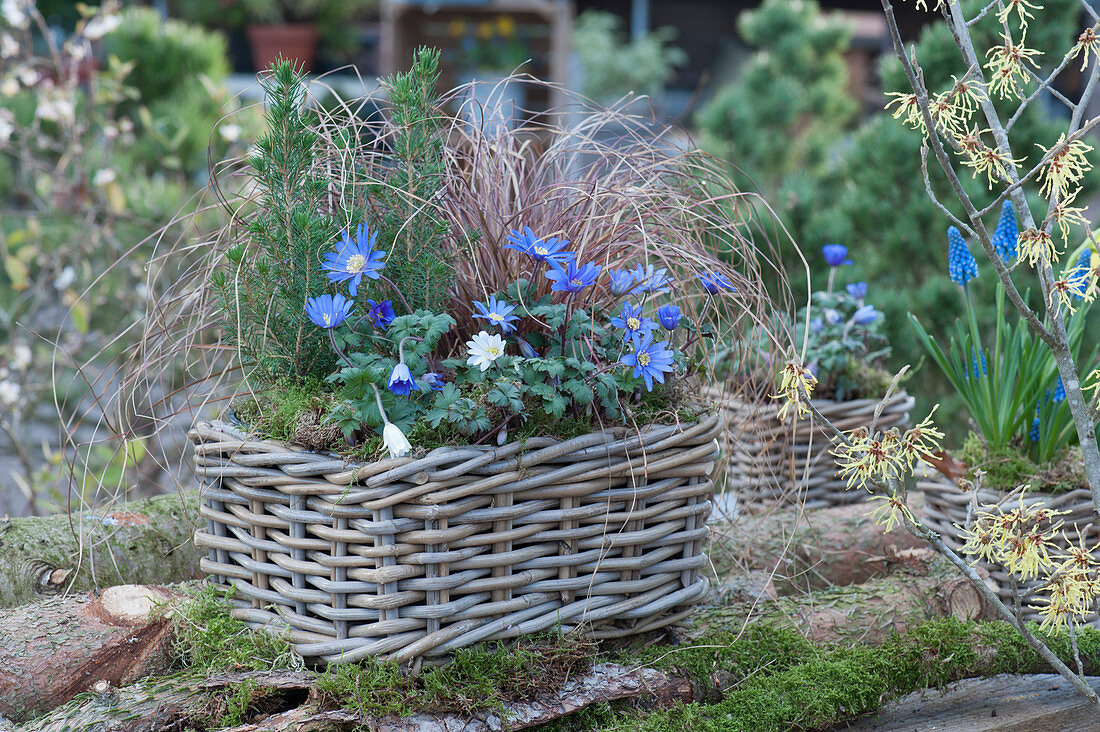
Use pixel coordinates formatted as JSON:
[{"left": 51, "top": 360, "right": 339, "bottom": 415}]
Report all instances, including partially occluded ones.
[
  {"left": 322, "top": 313, "right": 332, "bottom": 326},
  {"left": 534, "top": 246, "right": 549, "bottom": 256},
  {"left": 570, "top": 278, "right": 582, "bottom": 287},
  {"left": 487, "top": 345, "right": 502, "bottom": 358},
  {"left": 627, "top": 317, "right": 640, "bottom": 330},
  {"left": 488, "top": 312, "right": 505, "bottom": 322},
  {"left": 637, "top": 352, "right": 651, "bottom": 367},
  {"left": 346, "top": 254, "right": 367, "bottom": 274}
]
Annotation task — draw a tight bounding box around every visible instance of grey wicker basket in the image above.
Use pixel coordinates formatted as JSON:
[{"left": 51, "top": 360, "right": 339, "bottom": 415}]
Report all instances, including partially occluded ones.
[
  {"left": 713, "top": 389, "right": 914, "bottom": 508},
  {"left": 191, "top": 414, "right": 721, "bottom": 665}
]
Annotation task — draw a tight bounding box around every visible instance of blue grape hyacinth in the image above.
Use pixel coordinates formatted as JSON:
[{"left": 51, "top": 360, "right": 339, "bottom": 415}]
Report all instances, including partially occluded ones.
[
  {"left": 1072, "top": 249, "right": 1092, "bottom": 299},
  {"left": 1052, "top": 375, "right": 1066, "bottom": 403},
  {"left": 948, "top": 226, "right": 979, "bottom": 286},
  {"left": 991, "top": 200, "right": 1018, "bottom": 261}
]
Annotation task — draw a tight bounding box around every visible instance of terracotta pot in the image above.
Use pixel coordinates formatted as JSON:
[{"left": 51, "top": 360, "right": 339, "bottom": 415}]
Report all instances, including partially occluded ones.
[{"left": 246, "top": 23, "right": 320, "bottom": 73}]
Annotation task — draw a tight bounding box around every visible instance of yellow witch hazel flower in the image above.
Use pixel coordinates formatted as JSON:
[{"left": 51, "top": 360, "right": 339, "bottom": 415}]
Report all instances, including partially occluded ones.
[
  {"left": 960, "top": 493, "right": 1067, "bottom": 581},
  {"left": 1018, "top": 227, "right": 1062, "bottom": 268},
  {"left": 996, "top": 0, "right": 1042, "bottom": 29},
  {"left": 773, "top": 360, "right": 817, "bottom": 422},
  {"left": 868, "top": 492, "right": 915, "bottom": 533},
  {"left": 985, "top": 32, "right": 1042, "bottom": 99},
  {"left": 884, "top": 92, "right": 925, "bottom": 134},
  {"left": 1046, "top": 191, "right": 1088, "bottom": 241},
  {"left": 1069, "top": 24, "right": 1100, "bottom": 72},
  {"left": 1038, "top": 134, "right": 1094, "bottom": 199},
  {"left": 830, "top": 406, "right": 944, "bottom": 492}
]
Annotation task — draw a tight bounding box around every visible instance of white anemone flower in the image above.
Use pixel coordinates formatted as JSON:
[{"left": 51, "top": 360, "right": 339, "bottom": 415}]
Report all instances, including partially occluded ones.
[
  {"left": 465, "top": 330, "right": 506, "bottom": 372},
  {"left": 382, "top": 422, "right": 412, "bottom": 459},
  {"left": 0, "top": 379, "right": 20, "bottom": 407}
]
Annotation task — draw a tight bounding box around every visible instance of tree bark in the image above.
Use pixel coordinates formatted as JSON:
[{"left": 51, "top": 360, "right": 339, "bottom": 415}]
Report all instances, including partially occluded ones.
[
  {"left": 0, "top": 584, "right": 182, "bottom": 720},
  {"left": 0, "top": 491, "right": 201, "bottom": 609}
]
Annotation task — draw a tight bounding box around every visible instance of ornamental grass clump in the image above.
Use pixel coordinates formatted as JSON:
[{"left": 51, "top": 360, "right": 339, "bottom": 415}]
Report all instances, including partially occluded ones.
[{"left": 124, "top": 50, "right": 784, "bottom": 462}]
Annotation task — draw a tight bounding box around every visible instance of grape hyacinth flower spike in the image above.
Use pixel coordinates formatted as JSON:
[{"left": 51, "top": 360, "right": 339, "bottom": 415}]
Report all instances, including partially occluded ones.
[
  {"left": 992, "top": 200, "right": 1019, "bottom": 261},
  {"left": 948, "top": 226, "right": 979, "bottom": 286}
]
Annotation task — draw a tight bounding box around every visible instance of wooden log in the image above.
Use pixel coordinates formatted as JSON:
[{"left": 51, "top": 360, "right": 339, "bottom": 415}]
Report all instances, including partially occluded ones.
[
  {"left": 695, "top": 554, "right": 991, "bottom": 646},
  {"left": 21, "top": 664, "right": 693, "bottom": 732},
  {"left": 836, "top": 674, "right": 1100, "bottom": 731},
  {"left": 710, "top": 499, "right": 927, "bottom": 592},
  {"left": 0, "top": 584, "right": 182, "bottom": 720},
  {"left": 0, "top": 491, "right": 201, "bottom": 609}
]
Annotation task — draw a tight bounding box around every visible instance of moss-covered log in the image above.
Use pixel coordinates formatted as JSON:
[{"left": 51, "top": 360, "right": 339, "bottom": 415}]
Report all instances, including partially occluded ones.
[{"left": 0, "top": 491, "right": 201, "bottom": 608}]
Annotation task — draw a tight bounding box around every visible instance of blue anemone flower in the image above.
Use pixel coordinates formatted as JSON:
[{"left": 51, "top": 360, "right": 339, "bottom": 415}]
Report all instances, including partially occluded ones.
[
  {"left": 322, "top": 223, "right": 386, "bottom": 297},
  {"left": 504, "top": 226, "right": 574, "bottom": 266},
  {"left": 822, "top": 244, "right": 853, "bottom": 268},
  {"left": 472, "top": 296, "right": 520, "bottom": 334},
  {"left": 698, "top": 271, "right": 736, "bottom": 294},
  {"left": 545, "top": 259, "right": 601, "bottom": 293},
  {"left": 629, "top": 263, "right": 671, "bottom": 294},
  {"left": 304, "top": 294, "right": 353, "bottom": 329},
  {"left": 810, "top": 317, "right": 823, "bottom": 334},
  {"left": 992, "top": 200, "right": 1018, "bottom": 261},
  {"left": 366, "top": 299, "right": 395, "bottom": 329},
  {"left": 387, "top": 362, "right": 419, "bottom": 396},
  {"left": 608, "top": 269, "right": 638, "bottom": 296},
  {"left": 610, "top": 302, "right": 657, "bottom": 342},
  {"left": 948, "top": 226, "right": 979, "bottom": 286},
  {"left": 657, "top": 304, "right": 681, "bottom": 330},
  {"left": 422, "top": 372, "right": 446, "bottom": 391},
  {"left": 846, "top": 281, "right": 868, "bottom": 300},
  {"left": 852, "top": 304, "right": 880, "bottom": 325},
  {"left": 619, "top": 331, "right": 675, "bottom": 391}
]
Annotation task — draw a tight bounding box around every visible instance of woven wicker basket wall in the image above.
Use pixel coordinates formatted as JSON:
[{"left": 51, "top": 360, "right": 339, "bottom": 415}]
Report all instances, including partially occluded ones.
[
  {"left": 191, "top": 414, "right": 721, "bottom": 665},
  {"left": 710, "top": 389, "right": 914, "bottom": 508},
  {"left": 923, "top": 481, "right": 1100, "bottom": 624}
]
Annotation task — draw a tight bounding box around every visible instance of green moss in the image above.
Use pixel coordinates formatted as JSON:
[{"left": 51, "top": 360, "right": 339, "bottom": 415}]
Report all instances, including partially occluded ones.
[
  {"left": 172, "top": 583, "right": 303, "bottom": 672},
  {"left": 316, "top": 634, "right": 592, "bottom": 718},
  {"left": 959, "top": 431, "right": 1039, "bottom": 491},
  {"left": 958, "top": 431, "right": 1087, "bottom": 494},
  {"left": 537, "top": 619, "right": 1100, "bottom": 732}
]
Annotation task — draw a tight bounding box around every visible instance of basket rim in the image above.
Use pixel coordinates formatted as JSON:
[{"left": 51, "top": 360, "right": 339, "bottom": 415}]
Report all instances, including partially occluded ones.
[{"left": 190, "top": 411, "right": 722, "bottom": 476}]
